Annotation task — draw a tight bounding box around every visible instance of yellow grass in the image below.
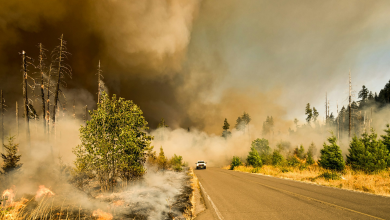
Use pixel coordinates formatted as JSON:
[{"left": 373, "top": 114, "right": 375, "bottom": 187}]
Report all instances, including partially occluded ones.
[{"left": 227, "top": 165, "right": 390, "bottom": 196}]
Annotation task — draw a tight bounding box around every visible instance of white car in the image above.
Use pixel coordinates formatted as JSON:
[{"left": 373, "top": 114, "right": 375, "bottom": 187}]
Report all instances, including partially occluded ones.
[{"left": 196, "top": 161, "right": 207, "bottom": 169}]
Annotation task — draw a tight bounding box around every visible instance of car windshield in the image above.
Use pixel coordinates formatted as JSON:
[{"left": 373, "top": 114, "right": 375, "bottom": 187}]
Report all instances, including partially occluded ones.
[{"left": 198, "top": 161, "right": 205, "bottom": 163}]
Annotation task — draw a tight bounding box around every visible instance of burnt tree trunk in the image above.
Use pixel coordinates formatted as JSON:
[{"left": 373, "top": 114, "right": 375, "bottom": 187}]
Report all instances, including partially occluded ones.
[
  {"left": 52, "top": 34, "right": 64, "bottom": 130},
  {"left": 39, "top": 43, "right": 46, "bottom": 132},
  {"left": 16, "top": 101, "right": 18, "bottom": 140},
  {"left": 46, "top": 65, "right": 52, "bottom": 134},
  {"left": 73, "top": 99, "right": 75, "bottom": 119},
  {"left": 84, "top": 105, "right": 88, "bottom": 126},
  {"left": 22, "top": 51, "right": 30, "bottom": 145},
  {"left": 349, "top": 71, "right": 351, "bottom": 138},
  {"left": 1, "top": 90, "right": 3, "bottom": 153},
  {"left": 98, "top": 61, "right": 101, "bottom": 104}
]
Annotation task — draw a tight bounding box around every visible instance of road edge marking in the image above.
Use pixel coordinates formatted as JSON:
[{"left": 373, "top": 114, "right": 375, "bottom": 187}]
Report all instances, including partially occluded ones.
[
  {"left": 229, "top": 171, "right": 385, "bottom": 220},
  {"left": 199, "top": 182, "right": 224, "bottom": 220}
]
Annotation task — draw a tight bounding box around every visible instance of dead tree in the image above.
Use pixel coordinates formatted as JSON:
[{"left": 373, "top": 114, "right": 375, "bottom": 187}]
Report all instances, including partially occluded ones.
[
  {"left": 51, "top": 34, "right": 71, "bottom": 130},
  {"left": 46, "top": 64, "right": 52, "bottom": 134},
  {"left": 349, "top": 71, "right": 352, "bottom": 138},
  {"left": 84, "top": 105, "right": 88, "bottom": 126},
  {"left": 39, "top": 43, "right": 47, "bottom": 131},
  {"left": 22, "top": 51, "right": 31, "bottom": 144},
  {"left": 16, "top": 102, "right": 18, "bottom": 140},
  {"left": 325, "top": 93, "right": 328, "bottom": 125},
  {"left": 72, "top": 99, "right": 75, "bottom": 119},
  {"left": 1, "top": 90, "right": 3, "bottom": 152},
  {"left": 97, "top": 60, "right": 103, "bottom": 104}
]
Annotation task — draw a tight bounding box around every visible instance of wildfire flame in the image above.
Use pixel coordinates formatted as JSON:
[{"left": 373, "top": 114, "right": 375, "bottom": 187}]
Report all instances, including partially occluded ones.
[
  {"left": 113, "top": 200, "right": 124, "bottom": 206},
  {"left": 2, "top": 189, "right": 15, "bottom": 205},
  {"left": 35, "top": 185, "right": 55, "bottom": 198},
  {"left": 92, "top": 209, "right": 113, "bottom": 220}
]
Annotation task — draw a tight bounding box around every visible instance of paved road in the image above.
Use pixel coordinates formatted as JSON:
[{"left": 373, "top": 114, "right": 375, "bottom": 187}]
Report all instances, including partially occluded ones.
[{"left": 194, "top": 167, "right": 390, "bottom": 220}]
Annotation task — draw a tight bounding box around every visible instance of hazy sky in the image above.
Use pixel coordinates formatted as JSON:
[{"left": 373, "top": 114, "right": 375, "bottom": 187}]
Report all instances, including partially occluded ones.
[{"left": 1, "top": 0, "right": 390, "bottom": 133}]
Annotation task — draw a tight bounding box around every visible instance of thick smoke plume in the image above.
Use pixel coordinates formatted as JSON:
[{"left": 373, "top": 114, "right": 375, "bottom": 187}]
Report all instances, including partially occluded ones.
[{"left": 2, "top": 0, "right": 390, "bottom": 132}]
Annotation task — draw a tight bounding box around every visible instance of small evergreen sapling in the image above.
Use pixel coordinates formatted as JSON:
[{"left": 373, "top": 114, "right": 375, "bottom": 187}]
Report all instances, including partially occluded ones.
[
  {"left": 1, "top": 136, "right": 22, "bottom": 174},
  {"left": 318, "top": 135, "right": 345, "bottom": 171}
]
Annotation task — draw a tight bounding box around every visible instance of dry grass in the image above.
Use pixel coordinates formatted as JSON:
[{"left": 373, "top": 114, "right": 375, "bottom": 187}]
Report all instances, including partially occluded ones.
[
  {"left": 227, "top": 165, "right": 390, "bottom": 196},
  {"left": 0, "top": 196, "right": 90, "bottom": 220}
]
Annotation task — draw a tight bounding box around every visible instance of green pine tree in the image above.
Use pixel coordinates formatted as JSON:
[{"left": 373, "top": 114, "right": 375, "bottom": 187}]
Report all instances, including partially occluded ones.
[
  {"left": 318, "top": 135, "right": 345, "bottom": 171},
  {"left": 305, "top": 103, "right": 313, "bottom": 125},
  {"left": 222, "top": 118, "right": 231, "bottom": 138},
  {"left": 347, "top": 131, "right": 390, "bottom": 173},
  {"left": 157, "top": 146, "right": 169, "bottom": 170},
  {"left": 306, "top": 153, "right": 315, "bottom": 165},
  {"left": 1, "top": 136, "right": 22, "bottom": 174},
  {"left": 381, "top": 124, "right": 390, "bottom": 153}
]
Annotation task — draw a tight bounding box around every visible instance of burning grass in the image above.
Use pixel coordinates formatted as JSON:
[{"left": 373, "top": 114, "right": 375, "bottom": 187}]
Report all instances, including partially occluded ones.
[{"left": 226, "top": 165, "right": 390, "bottom": 196}]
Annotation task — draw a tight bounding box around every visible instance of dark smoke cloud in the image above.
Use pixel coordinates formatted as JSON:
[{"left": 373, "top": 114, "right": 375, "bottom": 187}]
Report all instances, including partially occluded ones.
[{"left": 1, "top": 0, "right": 390, "bottom": 134}]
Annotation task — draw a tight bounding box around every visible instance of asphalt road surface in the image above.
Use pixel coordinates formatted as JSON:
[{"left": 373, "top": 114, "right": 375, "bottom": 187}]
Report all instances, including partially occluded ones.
[{"left": 194, "top": 167, "right": 390, "bottom": 220}]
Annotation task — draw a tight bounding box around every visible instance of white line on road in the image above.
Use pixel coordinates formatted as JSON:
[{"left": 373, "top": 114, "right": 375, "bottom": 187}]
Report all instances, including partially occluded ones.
[{"left": 199, "top": 182, "right": 224, "bottom": 220}]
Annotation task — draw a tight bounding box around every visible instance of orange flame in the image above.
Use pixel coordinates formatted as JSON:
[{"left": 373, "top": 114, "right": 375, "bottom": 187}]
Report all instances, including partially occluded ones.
[
  {"left": 10, "top": 198, "right": 28, "bottom": 209},
  {"left": 92, "top": 209, "right": 113, "bottom": 220},
  {"left": 113, "top": 200, "right": 124, "bottom": 206},
  {"left": 35, "top": 185, "right": 55, "bottom": 198},
  {"left": 2, "top": 189, "right": 15, "bottom": 205}
]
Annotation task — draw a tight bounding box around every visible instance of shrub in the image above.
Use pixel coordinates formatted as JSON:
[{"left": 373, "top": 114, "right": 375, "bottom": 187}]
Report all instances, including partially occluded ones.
[
  {"left": 287, "top": 156, "right": 300, "bottom": 167},
  {"left": 170, "top": 154, "right": 184, "bottom": 172},
  {"left": 306, "top": 153, "right": 315, "bottom": 165},
  {"left": 252, "top": 138, "right": 272, "bottom": 165},
  {"left": 318, "top": 135, "right": 345, "bottom": 171},
  {"left": 230, "top": 156, "right": 242, "bottom": 170},
  {"left": 381, "top": 124, "right": 390, "bottom": 153},
  {"left": 294, "top": 145, "right": 306, "bottom": 159},
  {"left": 276, "top": 140, "right": 291, "bottom": 154},
  {"left": 272, "top": 150, "right": 284, "bottom": 166},
  {"left": 347, "top": 131, "right": 390, "bottom": 173},
  {"left": 307, "top": 142, "right": 317, "bottom": 157},
  {"left": 247, "top": 147, "right": 263, "bottom": 168},
  {"left": 157, "top": 147, "right": 169, "bottom": 170}
]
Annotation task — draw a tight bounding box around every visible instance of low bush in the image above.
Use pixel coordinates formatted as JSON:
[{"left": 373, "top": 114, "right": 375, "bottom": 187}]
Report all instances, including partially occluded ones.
[
  {"left": 272, "top": 150, "right": 284, "bottom": 166},
  {"left": 247, "top": 147, "right": 262, "bottom": 168},
  {"left": 230, "top": 156, "right": 242, "bottom": 170},
  {"left": 318, "top": 171, "right": 341, "bottom": 181},
  {"left": 287, "top": 156, "right": 300, "bottom": 167}
]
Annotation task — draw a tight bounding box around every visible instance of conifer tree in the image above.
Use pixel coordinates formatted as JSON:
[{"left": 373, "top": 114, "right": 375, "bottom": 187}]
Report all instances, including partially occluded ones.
[
  {"left": 157, "top": 118, "right": 169, "bottom": 128},
  {"left": 318, "top": 135, "right": 345, "bottom": 171},
  {"left": 381, "top": 124, "right": 390, "bottom": 153},
  {"left": 222, "top": 118, "right": 231, "bottom": 138},
  {"left": 347, "top": 131, "right": 390, "bottom": 173},
  {"left": 1, "top": 136, "right": 22, "bottom": 174},
  {"left": 157, "top": 146, "right": 168, "bottom": 170},
  {"left": 307, "top": 142, "right": 317, "bottom": 157},
  {"left": 312, "top": 107, "right": 319, "bottom": 123},
  {"left": 305, "top": 103, "right": 313, "bottom": 124}
]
